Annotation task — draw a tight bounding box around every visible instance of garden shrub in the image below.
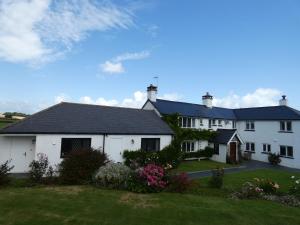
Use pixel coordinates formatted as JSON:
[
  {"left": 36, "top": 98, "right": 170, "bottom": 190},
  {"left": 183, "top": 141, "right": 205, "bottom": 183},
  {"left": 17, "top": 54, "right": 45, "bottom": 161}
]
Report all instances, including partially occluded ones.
[
  {"left": 94, "top": 163, "right": 131, "bottom": 189},
  {"left": 255, "top": 178, "right": 279, "bottom": 194},
  {"left": 289, "top": 176, "right": 300, "bottom": 198},
  {"left": 29, "top": 153, "right": 49, "bottom": 183},
  {"left": 208, "top": 167, "right": 224, "bottom": 189},
  {"left": 231, "top": 182, "right": 264, "bottom": 199},
  {"left": 127, "top": 164, "right": 167, "bottom": 193},
  {"left": 268, "top": 153, "right": 281, "bottom": 165},
  {"left": 123, "top": 143, "right": 183, "bottom": 169},
  {"left": 167, "top": 172, "right": 194, "bottom": 193},
  {"left": 183, "top": 147, "right": 214, "bottom": 159},
  {"left": 59, "top": 148, "right": 107, "bottom": 185},
  {"left": 0, "top": 160, "right": 14, "bottom": 186}
]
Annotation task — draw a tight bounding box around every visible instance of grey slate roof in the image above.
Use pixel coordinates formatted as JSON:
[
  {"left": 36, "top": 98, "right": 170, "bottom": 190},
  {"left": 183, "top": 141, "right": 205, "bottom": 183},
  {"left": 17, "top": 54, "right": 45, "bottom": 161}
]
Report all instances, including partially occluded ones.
[
  {"left": 0, "top": 102, "right": 174, "bottom": 135},
  {"left": 212, "top": 129, "right": 238, "bottom": 144},
  {"left": 150, "top": 99, "right": 300, "bottom": 121},
  {"left": 151, "top": 99, "right": 236, "bottom": 119}
]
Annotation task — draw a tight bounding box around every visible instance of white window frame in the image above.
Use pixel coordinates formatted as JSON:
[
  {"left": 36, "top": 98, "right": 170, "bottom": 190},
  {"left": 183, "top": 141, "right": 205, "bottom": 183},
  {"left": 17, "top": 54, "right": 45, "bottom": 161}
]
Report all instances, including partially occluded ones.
[
  {"left": 280, "top": 145, "right": 294, "bottom": 158},
  {"left": 246, "top": 121, "right": 255, "bottom": 131},
  {"left": 280, "top": 121, "right": 292, "bottom": 132},
  {"left": 179, "top": 117, "right": 196, "bottom": 128},
  {"left": 262, "top": 144, "right": 271, "bottom": 153},
  {"left": 181, "top": 141, "right": 196, "bottom": 152},
  {"left": 245, "top": 142, "right": 255, "bottom": 152},
  {"left": 218, "top": 119, "right": 222, "bottom": 127}
]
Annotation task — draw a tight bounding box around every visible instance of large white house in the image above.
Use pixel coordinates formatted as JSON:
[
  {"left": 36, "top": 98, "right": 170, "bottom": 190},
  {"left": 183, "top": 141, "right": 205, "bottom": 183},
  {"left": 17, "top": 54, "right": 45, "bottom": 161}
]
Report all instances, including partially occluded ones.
[
  {"left": 0, "top": 103, "right": 173, "bottom": 173},
  {"left": 143, "top": 85, "right": 300, "bottom": 169}
]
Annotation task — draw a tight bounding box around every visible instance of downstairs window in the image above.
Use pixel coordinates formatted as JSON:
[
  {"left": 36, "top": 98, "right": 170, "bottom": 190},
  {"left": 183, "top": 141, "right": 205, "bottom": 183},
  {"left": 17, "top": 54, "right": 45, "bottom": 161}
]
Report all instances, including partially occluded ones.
[
  {"left": 141, "top": 138, "right": 160, "bottom": 152},
  {"left": 61, "top": 138, "right": 91, "bottom": 158}
]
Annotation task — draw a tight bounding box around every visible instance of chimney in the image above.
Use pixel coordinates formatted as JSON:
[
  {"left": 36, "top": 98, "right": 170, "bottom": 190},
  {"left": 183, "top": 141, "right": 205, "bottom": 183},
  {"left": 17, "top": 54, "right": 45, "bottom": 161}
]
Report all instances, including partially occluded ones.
[
  {"left": 202, "top": 92, "right": 213, "bottom": 108},
  {"left": 279, "top": 95, "right": 288, "bottom": 106},
  {"left": 147, "top": 84, "right": 158, "bottom": 102}
]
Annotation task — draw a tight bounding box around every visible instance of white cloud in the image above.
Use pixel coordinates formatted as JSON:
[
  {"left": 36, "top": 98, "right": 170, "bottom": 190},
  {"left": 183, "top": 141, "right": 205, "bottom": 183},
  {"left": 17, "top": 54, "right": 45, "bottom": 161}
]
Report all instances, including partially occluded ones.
[
  {"left": 0, "top": 0, "right": 133, "bottom": 65},
  {"left": 0, "top": 100, "right": 39, "bottom": 114},
  {"left": 54, "top": 93, "right": 71, "bottom": 104},
  {"left": 79, "top": 90, "right": 182, "bottom": 108},
  {"left": 100, "top": 61, "right": 124, "bottom": 74},
  {"left": 213, "top": 88, "right": 282, "bottom": 108},
  {"left": 147, "top": 25, "right": 159, "bottom": 38},
  {"left": 100, "top": 50, "right": 150, "bottom": 74}
]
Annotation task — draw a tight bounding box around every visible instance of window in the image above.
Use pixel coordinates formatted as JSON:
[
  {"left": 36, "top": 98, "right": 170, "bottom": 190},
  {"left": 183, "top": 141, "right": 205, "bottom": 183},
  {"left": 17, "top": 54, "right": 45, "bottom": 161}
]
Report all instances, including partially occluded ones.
[
  {"left": 245, "top": 142, "right": 255, "bottom": 152},
  {"left": 209, "top": 120, "right": 212, "bottom": 128},
  {"left": 280, "top": 145, "right": 294, "bottom": 158},
  {"left": 232, "top": 120, "right": 236, "bottom": 129},
  {"left": 280, "top": 121, "right": 292, "bottom": 132},
  {"left": 218, "top": 120, "right": 222, "bottom": 127},
  {"left": 61, "top": 138, "right": 91, "bottom": 158},
  {"left": 180, "top": 117, "right": 196, "bottom": 128},
  {"left": 200, "top": 119, "right": 203, "bottom": 126},
  {"left": 246, "top": 121, "right": 255, "bottom": 131},
  {"left": 212, "top": 119, "right": 216, "bottom": 126},
  {"left": 214, "top": 144, "right": 219, "bottom": 155},
  {"left": 141, "top": 138, "right": 160, "bottom": 152},
  {"left": 182, "top": 141, "right": 196, "bottom": 152},
  {"left": 263, "top": 144, "right": 271, "bottom": 153}
]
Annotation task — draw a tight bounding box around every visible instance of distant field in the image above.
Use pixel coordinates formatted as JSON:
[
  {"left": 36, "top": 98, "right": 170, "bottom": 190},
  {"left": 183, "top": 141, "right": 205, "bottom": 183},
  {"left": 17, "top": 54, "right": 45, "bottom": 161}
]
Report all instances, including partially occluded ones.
[{"left": 0, "top": 119, "right": 17, "bottom": 128}]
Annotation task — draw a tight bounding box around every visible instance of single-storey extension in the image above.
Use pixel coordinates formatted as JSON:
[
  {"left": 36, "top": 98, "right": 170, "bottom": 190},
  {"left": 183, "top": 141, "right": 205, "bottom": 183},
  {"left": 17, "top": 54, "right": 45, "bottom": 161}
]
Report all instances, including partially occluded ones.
[{"left": 0, "top": 102, "right": 173, "bottom": 173}]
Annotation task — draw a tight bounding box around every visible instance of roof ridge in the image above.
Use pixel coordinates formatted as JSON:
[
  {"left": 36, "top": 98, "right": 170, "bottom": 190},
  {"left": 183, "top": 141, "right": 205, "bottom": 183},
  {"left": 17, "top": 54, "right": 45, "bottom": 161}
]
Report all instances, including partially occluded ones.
[{"left": 61, "top": 101, "right": 149, "bottom": 112}]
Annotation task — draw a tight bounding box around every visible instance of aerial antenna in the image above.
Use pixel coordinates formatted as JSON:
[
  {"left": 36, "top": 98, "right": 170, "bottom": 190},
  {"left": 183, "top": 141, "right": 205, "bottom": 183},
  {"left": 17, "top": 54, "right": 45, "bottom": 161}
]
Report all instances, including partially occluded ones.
[{"left": 153, "top": 76, "right": 159, "bottom": 89}]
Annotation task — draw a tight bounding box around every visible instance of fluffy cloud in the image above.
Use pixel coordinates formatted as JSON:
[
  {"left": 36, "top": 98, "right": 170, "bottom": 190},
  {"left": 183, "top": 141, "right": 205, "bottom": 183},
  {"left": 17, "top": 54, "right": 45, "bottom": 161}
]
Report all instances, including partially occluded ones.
[
  {"left": 100, "top": 51, "right": 150, "bottom": 74},
  {"left": 100, "top": 61, "right": 124, "bottom": 74},
  {"left": 213, "top": 88, "right": 282, "bottom": 108},
  {"left": 54, "top": 93, "right": 71, "bottom": 104},
  {"left": 0, "top": 0, "right": 133, "bottom": 64},
  {"left": 79, "top": 91, "right": 181, "bottom": 108}
]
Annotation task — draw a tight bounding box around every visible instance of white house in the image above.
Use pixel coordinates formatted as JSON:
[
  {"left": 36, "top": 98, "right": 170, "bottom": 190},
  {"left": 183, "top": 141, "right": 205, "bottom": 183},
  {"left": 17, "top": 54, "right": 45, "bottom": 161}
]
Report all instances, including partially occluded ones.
[
  {"left": 0, "top": 102, "right": 173, "bottom": 173},
  {"left": 0, "top": 113, "right": 5, "bottom": 119},
  {"left": 143, "top": 85, "right": 300, "bottom": 169}
]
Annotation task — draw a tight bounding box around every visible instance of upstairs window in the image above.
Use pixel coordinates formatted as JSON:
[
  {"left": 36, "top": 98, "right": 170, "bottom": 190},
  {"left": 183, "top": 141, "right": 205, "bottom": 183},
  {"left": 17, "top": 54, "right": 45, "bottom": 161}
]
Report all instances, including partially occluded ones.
[
  {"left": 180, "top": 117, "right": 196, "bottom": 128},
  {"left": 263, "top": 144, "right": 271, "bottom": 153},
  {"left": 246, "top": 121, "right": 255, "bottom": 131},
  {"left": 232, "top": 121, "right": 237, "bottom": 129},
  {"left": 218, "top": 120, "right": 222, "bottom": 127},
  {"left": 245, "top": 142, "right": 255, "bottom": 152},
  {"left": 182, "top": 141, "right": 195, "bottom": 152},
  {"left": 200, "top": 119, "right": 203, "bottom": 126},
  {"left": 280, "top": 146, "right": 294, "bottom": 158},
  {"left": 61, "top": 138, "right": 91, "bottom": 158},
  {"left": 141, "top": 138, "right": 160, "bottom": 152},
  {"left": 280, "top": 121, "right": 292, "bottom": 132},
  {"left": 212, "top": 119, "right": 217, "bottom": 126}
]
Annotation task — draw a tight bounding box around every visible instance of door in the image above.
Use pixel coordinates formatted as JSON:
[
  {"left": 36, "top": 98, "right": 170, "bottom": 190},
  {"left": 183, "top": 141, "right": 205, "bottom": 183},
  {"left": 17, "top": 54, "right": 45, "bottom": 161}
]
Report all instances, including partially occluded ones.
[
  {"left": 229, "top": 142, "right": 237, "bottom": 163},
  {"left": 106, "top": 137, "right": 123, "bottom": 163},
  {"left": 10, "top": 137, "right": 35, "bottom": 173}
]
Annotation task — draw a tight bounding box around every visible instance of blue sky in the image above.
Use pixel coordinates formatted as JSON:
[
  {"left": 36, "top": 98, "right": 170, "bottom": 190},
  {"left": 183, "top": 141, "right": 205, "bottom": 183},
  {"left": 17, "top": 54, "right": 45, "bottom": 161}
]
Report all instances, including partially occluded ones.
[{"left": 0, "top": 0, "right": 299, "bottom": 113}]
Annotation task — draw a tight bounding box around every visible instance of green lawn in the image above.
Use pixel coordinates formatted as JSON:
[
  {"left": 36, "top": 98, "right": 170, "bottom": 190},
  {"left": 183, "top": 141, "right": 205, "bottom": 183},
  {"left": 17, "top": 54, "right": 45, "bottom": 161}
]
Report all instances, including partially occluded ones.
[
  {"left": 1, "top": 169, "right": 300, "bottom": 225},
  {"left": 176, "top": 160, "right": 235, "bottom": 173},
  {"left": 0, "top": 120, "right": 16, "bottom": 128}
]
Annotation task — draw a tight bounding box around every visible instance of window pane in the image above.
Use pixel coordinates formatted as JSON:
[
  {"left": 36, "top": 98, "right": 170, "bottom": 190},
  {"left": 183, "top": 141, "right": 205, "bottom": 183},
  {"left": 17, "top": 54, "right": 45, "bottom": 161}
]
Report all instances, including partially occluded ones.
[
  {"left": 251, "top": 122, "right": 255, "bottom": 130},
  {"left": 187, "top": 118, "right": 191, "bottom": 127},
  {"left": 141, "top": 138, "right": 160, "bottom": 152},
  {"left": 214, "top": 144, "right": 219, "bottom": 155},
  {"left": 61, "top": 138, "right": 91, "bottom": 158},
  {"left": 251, "top": 143, "right": 255, "bottom": 151},
  {"left": 280, "top": 121, "right": 285, "bottom": 131},
  {"left": 246, "top": 122, "right": 250, "bottom": 130},
  {"left": 263, "top": 144, "right": 266, "bottom": 152},
  {"left": 183, "top": 117, "right": 187, "bottom": 127},
  {"left": 268, "top": 145, "right": 271, "bottom": 152},
  {"left": 287, "top": 122, "right": 292, "bottom": 131},
  {"left": 191, "top": 142, "right": 195, "bottom": 152},
  {"left": 280, "top": 146, "right": 286, "bottom": 156},
  {"left": 287, "top": 147, "right": 293, "bottom": 157},
  {"left": 192, "top": 119, "right": 196, "bottom": 127},
  {"left": 246, "top": 143, "right": 250, "bottom": 151}
]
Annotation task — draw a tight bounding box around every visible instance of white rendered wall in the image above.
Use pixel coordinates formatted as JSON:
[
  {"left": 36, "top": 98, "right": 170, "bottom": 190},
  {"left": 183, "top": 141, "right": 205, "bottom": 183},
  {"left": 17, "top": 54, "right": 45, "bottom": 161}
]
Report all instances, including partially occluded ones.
[
  {"left": 237, "top": 121, "right": 300, "bottom": 168},
  {"left": 211, "top": 144, "right": 227, "bottom": 163}
]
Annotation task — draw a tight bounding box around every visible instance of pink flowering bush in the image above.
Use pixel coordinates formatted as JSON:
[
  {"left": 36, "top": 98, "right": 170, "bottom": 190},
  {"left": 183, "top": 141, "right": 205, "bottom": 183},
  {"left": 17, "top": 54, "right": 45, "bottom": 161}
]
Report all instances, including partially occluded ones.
[{"left": 127, "top": 164, "right": 167, "bottom": 193}]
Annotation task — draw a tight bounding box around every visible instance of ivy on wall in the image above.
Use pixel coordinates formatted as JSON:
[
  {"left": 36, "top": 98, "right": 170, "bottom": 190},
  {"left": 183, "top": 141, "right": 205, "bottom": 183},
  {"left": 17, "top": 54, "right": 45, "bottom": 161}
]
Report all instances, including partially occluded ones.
[{"left": 162, "top": 113, "right": 216, "bottom": 148}]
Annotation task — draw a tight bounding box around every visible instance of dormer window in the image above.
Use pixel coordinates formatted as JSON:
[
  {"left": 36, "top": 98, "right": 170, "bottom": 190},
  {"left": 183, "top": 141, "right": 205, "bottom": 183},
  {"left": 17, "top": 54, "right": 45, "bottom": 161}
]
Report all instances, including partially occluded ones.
[
  {"left": 280, "top": 121, "right": 292, "bottom": 132},
  {"left": 246, "top": 121, "right": 255, "bottom": 131}
]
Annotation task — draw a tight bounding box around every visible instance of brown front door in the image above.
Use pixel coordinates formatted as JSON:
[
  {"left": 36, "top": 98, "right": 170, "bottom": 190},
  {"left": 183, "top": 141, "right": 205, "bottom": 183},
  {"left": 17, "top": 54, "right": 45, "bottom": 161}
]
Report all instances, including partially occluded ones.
[{"left": 230, "top": 142, "right": 237, "bottom": 162}]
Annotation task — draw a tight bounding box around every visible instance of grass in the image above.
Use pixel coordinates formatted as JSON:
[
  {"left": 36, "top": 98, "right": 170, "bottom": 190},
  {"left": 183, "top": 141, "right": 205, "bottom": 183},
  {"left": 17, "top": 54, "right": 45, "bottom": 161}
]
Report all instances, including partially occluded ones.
[
  {"left": 176, "top": 160, "right": 235, "bottom": 173},
  {"left": 0, "top": 119, "right": 17, "bottom": 128},
  {"left": 1, "top": 169, "right": 300, "bottom": 225}
]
